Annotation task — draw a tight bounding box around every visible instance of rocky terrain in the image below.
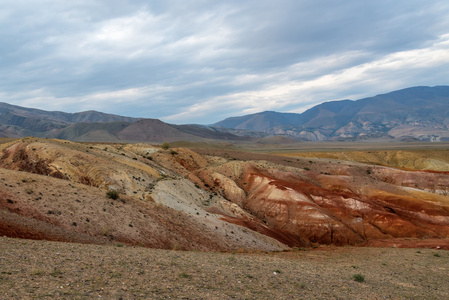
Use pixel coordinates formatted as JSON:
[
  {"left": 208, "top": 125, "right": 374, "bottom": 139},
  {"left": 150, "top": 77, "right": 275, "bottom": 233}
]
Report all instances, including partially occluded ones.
[{"left": 1, "top": 137, "right": 448, "bottom": 251}]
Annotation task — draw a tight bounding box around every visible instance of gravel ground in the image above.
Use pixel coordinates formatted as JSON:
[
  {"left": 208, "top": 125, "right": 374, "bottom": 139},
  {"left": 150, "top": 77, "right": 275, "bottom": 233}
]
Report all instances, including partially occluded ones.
[{"left": 0, "top": 237, "right": 448, "bottom": 299}]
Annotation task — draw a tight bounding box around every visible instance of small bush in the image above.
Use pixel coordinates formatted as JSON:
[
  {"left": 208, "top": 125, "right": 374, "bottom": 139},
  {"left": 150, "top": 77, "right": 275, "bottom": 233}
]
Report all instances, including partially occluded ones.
[
  {"left": 353, "top": 273, "right": 365, "bottom": 282},
  {"left": 50, "top": 269, "right": 64, "bottom": 277},
  {"left": 179, "top": 272, "right": 191, "bottom": 278},
  {"left": 161, "top": 142, "right": 170, "bottom": 150},
  {"left": 106, "top": 190, "right": 120, "bottom": 200}
]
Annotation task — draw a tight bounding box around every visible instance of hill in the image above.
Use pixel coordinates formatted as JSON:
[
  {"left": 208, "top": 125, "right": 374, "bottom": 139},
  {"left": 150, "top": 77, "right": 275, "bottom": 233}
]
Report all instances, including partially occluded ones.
[
  {"left": 50, "top": 119, "right": 252, "bottom": 143},
  {"left": 0, "top": 102, "right": 251, "bottom": 143},
  {"left": 0, "top": 102, "right": 139, "bottom": 138},
  {"left": 213, "top": 86, "right": 449, "bottom": 141}
]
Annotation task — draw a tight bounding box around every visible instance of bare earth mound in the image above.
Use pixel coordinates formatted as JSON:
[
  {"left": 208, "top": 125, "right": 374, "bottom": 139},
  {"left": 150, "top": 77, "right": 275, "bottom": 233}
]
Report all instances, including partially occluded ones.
[{"left": 0, "top": 138, "right": 284, "bottom": 251}]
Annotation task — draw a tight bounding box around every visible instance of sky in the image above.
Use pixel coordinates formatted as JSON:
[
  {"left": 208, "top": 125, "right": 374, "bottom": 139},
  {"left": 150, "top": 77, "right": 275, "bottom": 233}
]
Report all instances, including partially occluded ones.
[{"left": 1, "top": 0, "right": 449, "bottom": 124}]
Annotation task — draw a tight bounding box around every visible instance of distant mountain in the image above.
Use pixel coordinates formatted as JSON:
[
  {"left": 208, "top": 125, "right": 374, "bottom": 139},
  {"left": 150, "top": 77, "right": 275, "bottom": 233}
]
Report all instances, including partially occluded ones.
[
  {"left": 3, "top": 85, "right": 449, "bottom": 143},
  {"left": 0, "top": 102, "right": 139, "bottom": 138},
  {"left": 0, "top": 102, "right": 251, "bottom": 143},
  {"left": 212, "top": 86, "right": 449, "bottom": 141}
]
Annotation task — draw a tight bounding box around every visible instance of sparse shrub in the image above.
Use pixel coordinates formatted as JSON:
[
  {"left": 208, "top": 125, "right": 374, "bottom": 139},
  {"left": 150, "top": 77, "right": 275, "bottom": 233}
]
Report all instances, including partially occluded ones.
[
  {"left": 31, "top": 269, "right": 46, "bottom": 276},
  {"left": 161, "top": 142, "right": 170, "bottom": 150},
  {"left": 172, "top": 241, "right": 180, "bottom": 251},
  {"left": 353, "top": 273, "right": 365, "bottom": 282},
  {"left": 110, "top": 272, "right": 122, "bottom": 278},
  {"left": 179, "top": 272, "right": 191, "bottom": 278},
  {"left": 50, "top": 269, "right": 64, "bottom": 277},
  {"left": 170, "top": 150, "right": 178, "bottom": 155},
  {"left": 106, "top": 190, "right": 120, "bottom": 200},
  {"left": 434, "top": 252, "right": 441, "bottom": 257},
  {"left": 304, "top": 167, "right": 310, "bottom": 171}
]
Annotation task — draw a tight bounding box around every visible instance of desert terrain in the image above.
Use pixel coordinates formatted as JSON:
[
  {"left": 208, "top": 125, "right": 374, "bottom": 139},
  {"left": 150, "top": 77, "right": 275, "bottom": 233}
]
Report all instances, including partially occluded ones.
[
  {"left": 1, "top": 237, "right": 448, "bottom": 299},
  {"left": 1, "top": 137, "right": 449, "bottom": 298}
]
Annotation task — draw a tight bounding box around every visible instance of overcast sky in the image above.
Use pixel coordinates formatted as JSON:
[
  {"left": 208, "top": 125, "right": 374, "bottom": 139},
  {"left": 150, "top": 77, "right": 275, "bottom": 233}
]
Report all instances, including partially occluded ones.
[{"left": 1, "top": 0, "right": 449, "bottom": 124}]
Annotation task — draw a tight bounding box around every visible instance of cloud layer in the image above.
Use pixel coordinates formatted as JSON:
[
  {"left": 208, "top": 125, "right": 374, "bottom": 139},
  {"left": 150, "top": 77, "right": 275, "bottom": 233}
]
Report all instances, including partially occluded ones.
[{"left": 1, "top": 0, "right": 449, "bottom": 124}]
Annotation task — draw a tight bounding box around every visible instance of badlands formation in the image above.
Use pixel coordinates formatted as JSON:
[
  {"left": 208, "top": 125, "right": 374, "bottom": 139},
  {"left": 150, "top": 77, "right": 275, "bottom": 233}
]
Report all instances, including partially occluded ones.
[{"left": 0, "top": 137, "right": 448, "bottom": 250}]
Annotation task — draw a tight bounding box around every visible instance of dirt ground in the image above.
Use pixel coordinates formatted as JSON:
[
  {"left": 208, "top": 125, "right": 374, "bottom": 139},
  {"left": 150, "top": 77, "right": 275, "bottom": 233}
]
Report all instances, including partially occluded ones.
[{"left": 0, "top": 237, "right": 448, "bottom": 299}]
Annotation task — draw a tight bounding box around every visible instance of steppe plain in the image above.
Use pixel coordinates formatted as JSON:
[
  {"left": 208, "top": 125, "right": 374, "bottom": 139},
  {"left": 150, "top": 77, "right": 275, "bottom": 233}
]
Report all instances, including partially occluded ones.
[{"left": 1, "top": 137, "right": 449, "bottom": 299}]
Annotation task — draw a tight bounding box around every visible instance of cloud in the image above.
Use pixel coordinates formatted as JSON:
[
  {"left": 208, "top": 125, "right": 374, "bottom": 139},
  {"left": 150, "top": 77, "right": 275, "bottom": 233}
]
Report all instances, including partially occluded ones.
[
  {"left": 1, "top": 0, "right": 449, "bottom": 124},
  {"left": 166, "top": 33, "right": 449, "bottom": 123}
]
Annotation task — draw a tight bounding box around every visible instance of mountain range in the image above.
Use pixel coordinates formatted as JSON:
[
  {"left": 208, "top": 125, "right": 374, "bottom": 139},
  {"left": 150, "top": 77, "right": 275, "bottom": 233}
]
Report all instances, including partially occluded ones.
[
  {"left": 1, "top": 85, "right": 449, "bottom": 142},
  {"left": 213, "top": 86, "right": 449, "bottom": 141}
]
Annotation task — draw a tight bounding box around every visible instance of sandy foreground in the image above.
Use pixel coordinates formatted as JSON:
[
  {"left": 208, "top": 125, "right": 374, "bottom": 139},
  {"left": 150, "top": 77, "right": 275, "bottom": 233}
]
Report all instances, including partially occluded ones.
[{"left": 0, "top": 237, "right": 448, "bottom": 299}]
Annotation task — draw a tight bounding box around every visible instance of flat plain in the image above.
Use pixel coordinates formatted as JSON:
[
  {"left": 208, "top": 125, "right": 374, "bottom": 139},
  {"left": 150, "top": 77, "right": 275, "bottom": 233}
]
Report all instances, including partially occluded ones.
[{"left": 0, "top": 237, "right": 448, "bottom": 299}]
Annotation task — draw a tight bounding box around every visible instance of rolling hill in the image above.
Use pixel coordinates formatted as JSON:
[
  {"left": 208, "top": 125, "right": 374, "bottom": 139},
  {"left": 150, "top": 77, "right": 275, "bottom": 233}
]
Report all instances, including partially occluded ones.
[
  {"left": 0, "top": 103, "right": 251, "bottom": 143},
  {"left": 0, "top": 102, "right": 139, "bottom": 138}
]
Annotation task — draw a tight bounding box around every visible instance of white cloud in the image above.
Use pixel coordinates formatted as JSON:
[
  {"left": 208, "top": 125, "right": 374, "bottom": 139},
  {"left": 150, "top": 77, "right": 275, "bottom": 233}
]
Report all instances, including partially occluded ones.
[{"left": 164, "top": 33, "right": 449, "bottom": 123}]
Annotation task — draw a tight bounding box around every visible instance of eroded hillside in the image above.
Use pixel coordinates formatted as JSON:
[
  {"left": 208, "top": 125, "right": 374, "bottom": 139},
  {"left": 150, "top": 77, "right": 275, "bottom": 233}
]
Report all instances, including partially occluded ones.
[
  {"left": 1, "top": 138, "right": 449, "bottom": 250},
  {"left": 0, "top": 138, "right": 285, "bottom": 251}
]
